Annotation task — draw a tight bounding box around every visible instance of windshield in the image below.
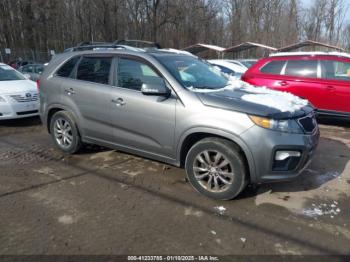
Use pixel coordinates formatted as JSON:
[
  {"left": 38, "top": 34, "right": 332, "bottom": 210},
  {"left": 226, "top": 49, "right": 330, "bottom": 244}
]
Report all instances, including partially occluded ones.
[
  {"left": 0, "top": 65, "right": 26, "bottom": 81},
  {"left": 156, "top": 55, "right": 229, "bottom": 90}
]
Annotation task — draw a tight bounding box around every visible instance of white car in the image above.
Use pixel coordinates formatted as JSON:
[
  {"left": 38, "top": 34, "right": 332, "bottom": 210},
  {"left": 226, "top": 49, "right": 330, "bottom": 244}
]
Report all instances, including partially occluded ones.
[
  {"left": 227, "top": 59, "right": 258, "bottom": 69},
  {"left": 0, "top": 63, "right": 39, "bottom": 120},
  {"left": 208, "top": 59, "right": 247, "bottom": 78}
]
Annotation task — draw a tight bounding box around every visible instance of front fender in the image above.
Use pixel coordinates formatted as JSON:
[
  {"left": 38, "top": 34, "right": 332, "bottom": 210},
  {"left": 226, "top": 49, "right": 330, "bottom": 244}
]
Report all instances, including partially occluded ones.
[{"left": 176, "top": 127, "right": 257, "bottom": 183}]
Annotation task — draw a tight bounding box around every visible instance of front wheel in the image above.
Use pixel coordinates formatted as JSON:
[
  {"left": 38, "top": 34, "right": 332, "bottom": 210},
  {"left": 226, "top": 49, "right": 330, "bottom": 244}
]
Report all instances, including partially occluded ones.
[
  {"left": 50, "top": 111, "right": 82, "bottom": 154},
  {"left": 185, "top": 138, "right": 247, "bottom": 200}
]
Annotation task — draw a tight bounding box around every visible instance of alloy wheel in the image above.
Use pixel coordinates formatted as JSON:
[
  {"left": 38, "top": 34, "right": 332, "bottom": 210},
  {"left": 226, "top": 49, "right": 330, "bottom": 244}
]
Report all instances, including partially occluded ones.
[
  {"left": 193, "top": 150, "right": 235, "bottom": 193},
  {"left": 53, "top": 118, "right": 73, "bottom": 149}
]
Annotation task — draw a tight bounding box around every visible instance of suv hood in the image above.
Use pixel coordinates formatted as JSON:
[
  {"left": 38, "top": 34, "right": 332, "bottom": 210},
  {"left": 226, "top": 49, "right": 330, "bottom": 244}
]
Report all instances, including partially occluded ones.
[{"left": 193, "top": 80, "right": 313, "bottom": 119}]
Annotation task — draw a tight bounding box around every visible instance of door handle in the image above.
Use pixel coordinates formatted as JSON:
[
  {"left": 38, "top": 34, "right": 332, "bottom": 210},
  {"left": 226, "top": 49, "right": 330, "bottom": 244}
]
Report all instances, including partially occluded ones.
[
  {"left": 278, "top": 81, "right": 288, "bottom": 87},
  {"left": 326, "top": 86, "right": 335, "bottom": 91},
  {"left": 111, "top": 98, "right": 126, "bottom": 106},
  {"left": 64, "top": 88, "right": 75, "bottom": 95}
]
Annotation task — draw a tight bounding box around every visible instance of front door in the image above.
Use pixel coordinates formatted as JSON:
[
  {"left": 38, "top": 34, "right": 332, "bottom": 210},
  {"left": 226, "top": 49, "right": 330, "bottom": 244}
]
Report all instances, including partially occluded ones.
[{"left": 110, "top": 56, "right": 176, "bottom": 159}]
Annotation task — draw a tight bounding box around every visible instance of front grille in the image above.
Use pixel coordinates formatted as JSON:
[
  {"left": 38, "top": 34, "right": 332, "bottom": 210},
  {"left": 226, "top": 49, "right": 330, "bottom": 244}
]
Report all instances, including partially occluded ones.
[
  {"left": 10, "top": 93, "right": 38, "bottom": 103},
  {"left": 16, "top": 110, "right": 38, "bottom": 116},
  {"left": 298, "top": 114, "right": 317, "bottom": 134}
]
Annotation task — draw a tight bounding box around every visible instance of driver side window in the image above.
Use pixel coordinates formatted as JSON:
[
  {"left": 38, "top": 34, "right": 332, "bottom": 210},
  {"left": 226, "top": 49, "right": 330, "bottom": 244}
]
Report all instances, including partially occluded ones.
[{"left": 117, "top": 58, "right": 162, "bottom": 91}]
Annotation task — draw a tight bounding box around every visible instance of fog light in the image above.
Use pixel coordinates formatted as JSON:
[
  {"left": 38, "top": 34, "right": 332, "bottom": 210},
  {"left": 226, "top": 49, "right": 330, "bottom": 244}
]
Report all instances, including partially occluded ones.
[{"left": 275, "top": 151, "right": 301, "bottom": 161}]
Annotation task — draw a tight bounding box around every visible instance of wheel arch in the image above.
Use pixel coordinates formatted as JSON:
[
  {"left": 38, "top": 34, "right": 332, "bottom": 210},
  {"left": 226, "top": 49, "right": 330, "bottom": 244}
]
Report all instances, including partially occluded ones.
[
  {"left": 177, "top": 128, "right": 257, "bottom": 183},
  {"left": 46, "top": 104, "right": 82, "bottom": 135}
]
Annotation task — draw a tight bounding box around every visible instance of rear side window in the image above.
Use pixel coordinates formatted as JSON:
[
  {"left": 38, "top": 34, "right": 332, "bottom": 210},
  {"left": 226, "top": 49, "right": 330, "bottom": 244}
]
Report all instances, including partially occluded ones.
[
  {"left": 285, "top": 60, "right": 317, "bottom": 78},
  {"left": 321, "top": 60, "right": 350, "bottom": 81},
  {"left": 56, "top": 56, "right": 80, "bottom": 77},
  {"left": 117, "top": 58, "right": 162, "bottom": 91},
  {"left": 77, "top": 57, "right": 112, "bottom": 84},
  {"left": 260, "top": 61, "right": 285, "bottom": 74}
]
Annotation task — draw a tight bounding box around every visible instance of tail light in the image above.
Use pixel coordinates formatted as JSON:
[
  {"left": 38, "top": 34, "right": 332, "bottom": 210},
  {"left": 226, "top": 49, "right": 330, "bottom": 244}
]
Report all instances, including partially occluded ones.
[{"left": 36, "top": 79, "right": 40, "bottom": 91}]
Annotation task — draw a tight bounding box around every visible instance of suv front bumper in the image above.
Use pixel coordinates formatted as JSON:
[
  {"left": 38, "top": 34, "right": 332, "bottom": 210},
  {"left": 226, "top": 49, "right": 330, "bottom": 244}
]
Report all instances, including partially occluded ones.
[{"left": 240, "top": 125, "right": 320, "bottom": 183}]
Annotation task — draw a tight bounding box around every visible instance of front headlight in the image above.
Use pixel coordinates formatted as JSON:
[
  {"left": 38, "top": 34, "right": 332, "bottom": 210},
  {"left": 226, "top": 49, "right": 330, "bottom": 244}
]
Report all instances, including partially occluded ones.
[
  {"left": 0, "top": 96, "right": 6, "bottom": 103},
  {"left": 249, "top": 115, "right": 302, "bottom": 134}
]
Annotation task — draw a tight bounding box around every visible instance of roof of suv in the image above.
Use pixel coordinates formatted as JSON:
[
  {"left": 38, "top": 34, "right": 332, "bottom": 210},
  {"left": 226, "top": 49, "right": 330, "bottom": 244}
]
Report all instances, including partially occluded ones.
[
  {"left": 60, "top": 46, "right": 195, "bottom": 60},
  {"left": 270, "top": 51, "right": 350, "bottom": 59},
  {"left": 44, "top": 47, "right": 197, "bottom": 76}
]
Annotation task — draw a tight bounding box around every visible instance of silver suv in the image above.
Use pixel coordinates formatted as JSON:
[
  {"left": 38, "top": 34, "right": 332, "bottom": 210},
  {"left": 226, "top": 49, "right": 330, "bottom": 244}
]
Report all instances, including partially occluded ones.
[{"left": 40, "top": 44, "right": 319, "bottom": 200}]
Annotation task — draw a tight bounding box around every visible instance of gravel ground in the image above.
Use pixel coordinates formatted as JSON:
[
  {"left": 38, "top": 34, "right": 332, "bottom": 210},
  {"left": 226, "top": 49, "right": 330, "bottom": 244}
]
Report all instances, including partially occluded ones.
[{"left": 0, "top": 116, "right": 349, "bottom": 255}]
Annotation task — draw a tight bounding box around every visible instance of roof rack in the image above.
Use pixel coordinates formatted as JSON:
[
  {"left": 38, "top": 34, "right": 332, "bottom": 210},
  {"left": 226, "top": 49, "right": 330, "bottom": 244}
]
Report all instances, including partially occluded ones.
[
  {"left": 63, "top": 43, "right": 145, "bottom": 53},
  {"left": 62, "top": 40, "right": 200, "bottom": 58},
  {"left": 270, "top": 51, "right": 350, "bottom": 59},
  {"left": 63, "top": 40, "right": 161, "bottom": 53}
]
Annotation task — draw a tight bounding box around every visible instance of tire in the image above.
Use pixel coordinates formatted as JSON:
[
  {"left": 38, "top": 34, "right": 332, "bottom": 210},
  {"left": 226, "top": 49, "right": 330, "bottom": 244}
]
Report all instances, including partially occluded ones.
[
  {"left": 185, "top": 138, "right": 247, "bottom": 200},
  {"left": 50, "top": 111, "right": 82, "bottom": 154}
]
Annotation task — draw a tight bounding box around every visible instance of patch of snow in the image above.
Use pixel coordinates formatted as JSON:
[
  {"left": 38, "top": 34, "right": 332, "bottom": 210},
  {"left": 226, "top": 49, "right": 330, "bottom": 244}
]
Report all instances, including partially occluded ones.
[
  {"left": 302, "top": 201, "right": 342, "bottom": 218},
  {"left": 241, "top": 92, "right": 307, "bottom": 113},
  {"left": 58, "top": 215, "right": 74, "bottom": 225},
  {"left": 303, "top": 208, "right": 324, "bottom": 217},
  {"left": 214, "top": 206, "right": 226, "bottom": 215},
  {"left": 188, "top": 78, "right": 308, "bottom": 113}
]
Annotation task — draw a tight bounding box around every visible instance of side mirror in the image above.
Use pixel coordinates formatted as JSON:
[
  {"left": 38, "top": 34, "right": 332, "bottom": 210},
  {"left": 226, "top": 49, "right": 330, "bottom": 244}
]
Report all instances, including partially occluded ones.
[
  {"left": 23, "top": 74, "right": 31, "bottom": 80},
  {"left": 141, "top": 80, "right": 170, "bottom": 96}
]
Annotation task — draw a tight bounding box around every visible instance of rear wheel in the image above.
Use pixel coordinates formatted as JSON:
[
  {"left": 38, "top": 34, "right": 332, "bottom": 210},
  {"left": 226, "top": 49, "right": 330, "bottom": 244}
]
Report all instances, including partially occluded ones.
[
  {"left": 50, "top": 111, "right": 82, "bottom": 154},
  {"left": 185, "top": 138, "right": 247, "bottom": 200}
]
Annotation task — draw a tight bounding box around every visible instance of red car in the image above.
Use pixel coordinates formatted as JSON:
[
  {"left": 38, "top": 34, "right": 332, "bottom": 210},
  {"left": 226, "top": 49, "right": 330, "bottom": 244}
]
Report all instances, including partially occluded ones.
[{"left": 242, "top": 52, "right": 350, "bottom": 118}]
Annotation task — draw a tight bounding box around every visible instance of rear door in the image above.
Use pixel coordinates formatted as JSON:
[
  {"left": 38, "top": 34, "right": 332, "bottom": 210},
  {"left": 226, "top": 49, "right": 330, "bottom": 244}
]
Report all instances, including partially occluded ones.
[
  {"left": 277, "top": 59, "right": 331, "bottom": 110},
  {"left": 320, "top": 58, "right": 350, "bottom": 114},
  {"left": 109, "top": 56, "right": 176, "bottom": 158},
  {"left": 60, "top": 55, "right": 114, "bottom": 141}
]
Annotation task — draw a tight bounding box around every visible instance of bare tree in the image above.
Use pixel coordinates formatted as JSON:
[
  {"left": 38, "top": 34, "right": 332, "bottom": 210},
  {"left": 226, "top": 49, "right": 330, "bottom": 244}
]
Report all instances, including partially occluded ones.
[{"left": 0, "top": 0, "right": 349, "bottom": 61}]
